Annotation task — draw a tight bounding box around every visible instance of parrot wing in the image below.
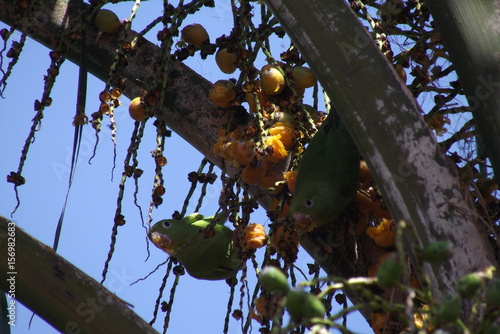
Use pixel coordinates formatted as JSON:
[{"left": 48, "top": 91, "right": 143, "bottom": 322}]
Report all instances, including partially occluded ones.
[{"left": 290, "top": 111, "right": 359, "bottom": 230}]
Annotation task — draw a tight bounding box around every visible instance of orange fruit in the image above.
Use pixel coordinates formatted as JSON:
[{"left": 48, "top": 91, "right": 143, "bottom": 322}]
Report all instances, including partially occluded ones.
[
  {"left": 209, "top": 80, "right": 236, "bottom": 108},
  {"left": 241, "top": 162, "right": 267, "bottom": 185},
  {"left": 292, "top": 66, "right": 316, "bottom": 89},
  {"left": 215, "top": 48, "right": 239, "bottom": 74},
  {"left": 244, "top": 223, "right": 267, "bottom": 250},
  {"left": 367, "top": 218, "right": 396, "bottom": 248},
  {"left": 181, "top": 24, "right": 209, "bottom": 48},
  {"left": 260, "top": 65, "right": 285, "bottom": 95},
  {"left": 269, "top": 122, "right": 295, "bottom": 149},
  {"left": 129, "top": 97, "right": 147, "bottom": 121}
]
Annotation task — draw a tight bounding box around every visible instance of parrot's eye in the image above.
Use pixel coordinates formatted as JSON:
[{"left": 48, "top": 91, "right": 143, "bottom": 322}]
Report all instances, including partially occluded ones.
[
  {"left": 305, "top": 199, "right": 313, "bottom": 208},
  {"left": 162, "top": 221, "right": 172, "bottom": 229}
]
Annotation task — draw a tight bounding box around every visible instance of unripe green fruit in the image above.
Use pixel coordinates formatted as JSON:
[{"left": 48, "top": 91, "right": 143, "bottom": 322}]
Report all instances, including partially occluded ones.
[
  {"left": 423, "top": 241, "right": 453, "bottom": 264},
  {"left": 286, "top": 289, "right": 326, "bottom": 323},
  {"left": 95, "top": 9, "right": 120, "bottom": 34},
  {"left": 435, "top": 294, "right": 461, "bottom": 322},
  {"left": 485, "top": 279, "right": 500, "bottom": 306},
  {"left": 376, "top": 253, "right": 405, "bottom": 289},
  {"left": 456, "top": 273, "right": 482, "bottom": 299},
  {"left": 259, "top": 266, "right": 290, "bottom": 296}
]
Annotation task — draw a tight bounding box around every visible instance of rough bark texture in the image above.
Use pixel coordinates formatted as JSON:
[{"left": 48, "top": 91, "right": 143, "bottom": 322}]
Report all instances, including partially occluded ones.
[
  {"left": 0, "top": 215, "right": 159, "bottom": 334},
  {"left": 264, "top": 0, "right": 497, "bottom": 301}
]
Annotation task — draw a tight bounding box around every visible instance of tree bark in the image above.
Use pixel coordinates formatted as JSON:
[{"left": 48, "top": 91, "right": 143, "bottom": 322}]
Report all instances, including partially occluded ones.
[
  {"left": 1, "top": 0, "right": 498, "bottom": 326},
  {"left": 264, "top": 0, "right": 497, "bottom": 302},
  {"left": 0, "top": 215, "right": 159, "bottom": 334}
]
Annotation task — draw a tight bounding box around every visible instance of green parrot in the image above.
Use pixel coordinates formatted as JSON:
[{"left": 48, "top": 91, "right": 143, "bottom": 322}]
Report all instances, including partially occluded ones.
[
  {"left": 290, "top": 111, "right": 360, "bottom": 230},
  {"left": 149, "top": 213, "right": 242, "bottom": 280}
]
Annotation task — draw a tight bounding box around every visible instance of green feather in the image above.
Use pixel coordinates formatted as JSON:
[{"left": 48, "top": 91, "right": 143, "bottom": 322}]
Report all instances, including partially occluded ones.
[
  {"left": 290, "top": 113, "right": 359, "bottom": 230},
  {"left": 149, "top": 213, "right": 242, "bottom": 280}
]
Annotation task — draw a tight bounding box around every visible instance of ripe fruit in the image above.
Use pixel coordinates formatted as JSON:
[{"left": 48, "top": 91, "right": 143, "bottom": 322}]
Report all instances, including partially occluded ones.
[
  {"left": 264, "top": 135, "right": 288, "bottom": 163},
  {"left": 209, "top": 80, "right": 236, "bottom": 108},
  {"left": 181, "top": 24, "right": 209, "bottom": 48},
  {"left": 292, "top": 66, "right": 316, "bottom": 89},
  {"left": 216, "top": 48, "right": 239, "bottom": 74},
  {"left": 232, "top": 140, "right": 255, "bottom": 167},
  {"left": 366, "top": 218, "right": 396, "bottom": 248},
  {"left": 244, "top": 223, "right": 267, "bottom": 250},
  {"left": 286, "top": 289, "right": 326, "bottom": 323},
  {"left": 241, "top": 162, "right": 266, "bottom": 185},
  {"left": 259, "top": 266, "right": 289, "bottom": 296},
  {"left": 129, "top": 97, "right": 147, "bottom": 121},
  {"left": 260, "top": 65, "right": 285, "bottom": 95},
  {"left": 259, "top": 169, "right": 285, "bottom": 194},
  {"left": 269, "top": 122, "right": 295, "bottom": 149},
  {"left": 95, "top": 9, "right": 121, "bottom": 34}
]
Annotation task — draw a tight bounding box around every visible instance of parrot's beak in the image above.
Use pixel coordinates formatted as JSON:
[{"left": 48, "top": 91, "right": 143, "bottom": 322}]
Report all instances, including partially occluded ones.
[
  {"left": 150, "top": 231, "right": 174, "bottom": 255},
  {"left": 292, "top": 212, "right": 314, "bottom": 232}
]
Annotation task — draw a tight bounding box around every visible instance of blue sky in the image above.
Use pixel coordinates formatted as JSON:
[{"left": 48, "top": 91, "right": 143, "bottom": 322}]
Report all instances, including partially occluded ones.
[{"left": 0, "top": 1, "right": 372, "bottom": 333}]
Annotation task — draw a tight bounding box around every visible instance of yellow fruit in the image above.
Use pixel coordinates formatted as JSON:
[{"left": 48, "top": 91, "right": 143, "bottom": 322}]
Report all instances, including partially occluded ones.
[
  {"left": 209, "top": 80, "right": 236, "bottom": 108},
  {"left": 264, "top": 135, "right": 288, "bottom": 163},
  {"left": 367, "top": 218, "right": 396, "bottom": 248},
  {"left": 232, "top": 140, "right": 255, "bottom": 167},
  {"left": 216, "top": 48, "right": 239, "bottom": 74},
  {"left": 95, "top": 9, "right": 121, "bottom": 34},
  {"left": 241, "top": 162, "right": 267, "bottom": 185},
  {"left": 292, "top": 66, "right": 316, "bottom": 89},
  {"left": 181, "top": 24, "right": 209, "bottom": 48},
  {"left": 128, "top": 97, "right": 147, "bottom": 121},
  {"left": 244, "top": 223, "right": 267, "bottom": 250},
  {"left": 260, "top": 65, "right": 285, "bottom": 95},
  {"left": 269, "top": 122, "right": 295, "bottom": 149},
  {"left": 259, "top": 169, "right": 285, "bottom": 194}
]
